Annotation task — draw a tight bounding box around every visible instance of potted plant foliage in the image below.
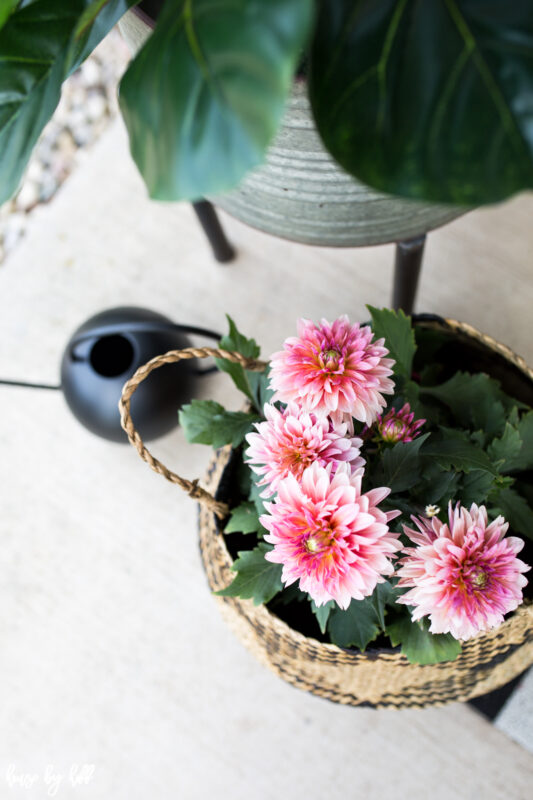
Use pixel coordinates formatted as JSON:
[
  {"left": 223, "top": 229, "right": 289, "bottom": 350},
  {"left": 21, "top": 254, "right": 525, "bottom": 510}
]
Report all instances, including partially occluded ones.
[
  {"left": 2, "top": 2, "right": 533, "bottom": 245},
  {"left": 120, "top": 308, "right": 533, "bottom": 708}
]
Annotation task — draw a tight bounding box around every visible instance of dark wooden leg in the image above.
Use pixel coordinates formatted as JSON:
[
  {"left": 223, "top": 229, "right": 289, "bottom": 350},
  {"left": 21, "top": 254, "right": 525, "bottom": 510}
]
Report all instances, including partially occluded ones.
[
  {"left": 192, "top": 200, "right": 236, "bottom": 263},
  {"left": 392, "top": 234, "right": 426, "bottom": 314}
]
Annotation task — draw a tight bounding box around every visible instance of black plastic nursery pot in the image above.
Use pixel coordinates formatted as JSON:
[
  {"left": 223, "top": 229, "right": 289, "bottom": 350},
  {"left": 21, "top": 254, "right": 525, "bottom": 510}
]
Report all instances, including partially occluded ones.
[{"left": 197, "top": 316, "right": 533, "bottom": 709}]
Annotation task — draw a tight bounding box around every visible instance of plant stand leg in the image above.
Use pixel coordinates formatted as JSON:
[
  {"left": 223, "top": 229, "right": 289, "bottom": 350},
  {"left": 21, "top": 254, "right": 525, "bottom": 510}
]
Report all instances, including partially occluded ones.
[
  {"left": 192, "top": 200, "right": 236, "bottom": 263},
  {"left": 391, "top": 234, "right": 426, "bottom": 314}
]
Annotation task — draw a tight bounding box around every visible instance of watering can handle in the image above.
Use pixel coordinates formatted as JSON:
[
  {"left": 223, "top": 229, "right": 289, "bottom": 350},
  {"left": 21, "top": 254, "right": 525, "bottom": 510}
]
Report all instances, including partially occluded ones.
[{"left": 119, "top": 347, "right": 267, "bottom": 520}]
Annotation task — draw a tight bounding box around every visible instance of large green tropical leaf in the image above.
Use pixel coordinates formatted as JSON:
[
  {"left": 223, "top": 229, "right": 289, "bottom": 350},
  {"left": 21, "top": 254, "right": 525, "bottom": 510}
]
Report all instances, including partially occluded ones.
[
  {"left": 0, "top": 1, "right": 19, "bottom": 31},
  {"left": 119, "top": 0, "right": 314, "bottom": 201},
  {"left": 0, "top": 0, "right": 138, "bottom": 205},
  {"left": 68, "top": 0, "right": 140, "bottom": 74},
  {"left": 309, "top": 0, "right": 533, "bottom": 206}
]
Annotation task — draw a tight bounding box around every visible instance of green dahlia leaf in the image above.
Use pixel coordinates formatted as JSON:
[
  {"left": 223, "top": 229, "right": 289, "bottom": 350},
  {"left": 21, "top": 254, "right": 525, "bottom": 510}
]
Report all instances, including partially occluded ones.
[
  {"left": 370, "top": 581, "right": 401, "bottom": 630},
  {"left": 274, "top": 583, "right": 307, "bottom": 606},
  {"left": 490, "top": 487, "right": 533, "bottom": 542},
  {"left": 480, "top": 402, "right": 508, "bottom": 445},
  {"left": 216, "top": 315, "right": 261, "bottom": 405},
  {"left": 378, "top": 433, "right": 430, "bottom": 493},
  {"left": 327, "top": 597, "right": 381, "bottom": 651},
  {"left": 515, "top": 480, "right": 533, "bottom": 510},
  {"left": 386, "top": 614, "right": 462, "bottom": 665},
  {"left": 309, "top": 0, "right": 533, "bottom": 206},
  {"left": 508, "top": 407, "right": 520, "bottom": 428},
  {"left": 487, "top": 423, "right": 523, "bottom": 470},
  {"left": 310, "top": 599, "right": 335, "bottom": 635},
  {"left": 221, "top": 315, "right": 260, "bottom": 360},
  {"left": 367, "top": 306, "right": 416, "bottom": 378},
  {"left": 400, "top": 379, "right": 424, "bottom": 418},
  {"left": 422, "top": 428, "right": 499, "bottom": 476},
  {"left": 500, "top": 411, "right": 533, "bottom": 473},
  {"left": 119, "top": 0, "right": 315, "bottom": 201},
  {"left": 414, "top": 462, "right": 460, "bottom": 505},
  {"left": 216, "top": 543, "right": 283, "bottom": 605},
  {"left": 421, "top": 373, "right": 513, "bottom": 436},
  {"left": 179, "top": 399, "right": 259, "bottom": 448},
  {"left": 458, "top": 469, "right": 496, "bottom": 507},
  {"left": 248, "top": 474, "right": 267, "bottom": 517},
  {"left": 224, "top": 501, "right": 262, "bottom": 534},
  {"left": 470, "top": 430, "right": 486, "bottom": 449},
  {"left": 247, "top": 364, "right": 274, "bottom": 414}
]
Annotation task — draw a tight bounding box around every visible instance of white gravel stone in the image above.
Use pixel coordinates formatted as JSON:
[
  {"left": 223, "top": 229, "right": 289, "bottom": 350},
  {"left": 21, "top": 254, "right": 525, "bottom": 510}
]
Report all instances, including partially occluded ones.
[
  {"left": 15, "top": 181, "right": 40, "bottom": 212},
  {"left": 2, "top": 213, "right": 26, "bottom": 252},
  {"left": 86, "top": 93, "right": 108, "bottom": 122},
  {"left": 69, "top": 87, "right": 88, "bottom": 109},
  {"left": 26, "top": 159, "right": 44, "bottom": 184},
  {"left": 80, "top": 57, "right": 101, "bottom": 85},
  {"left": 39, "top": 173, "right": 59, "bottom": 203},
  {"left": 71, "top": 123, "right": 92, "bottom": 147}
]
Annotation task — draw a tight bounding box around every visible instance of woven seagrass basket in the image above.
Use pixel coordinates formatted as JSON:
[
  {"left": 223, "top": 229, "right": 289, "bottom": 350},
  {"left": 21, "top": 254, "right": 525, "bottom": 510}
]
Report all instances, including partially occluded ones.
[{"left": 120, "top": 316, "right": 533, "bottom": 709}]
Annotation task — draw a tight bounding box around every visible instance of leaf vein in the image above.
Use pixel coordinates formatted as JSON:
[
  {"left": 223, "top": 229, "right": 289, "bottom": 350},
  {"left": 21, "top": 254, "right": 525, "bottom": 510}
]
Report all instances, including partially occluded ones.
[
  {"left": 444, "top": 0, "right": 530, "bottom": 161},
  {"left": 428, "top": 44, "right": 472, "bottom": 156},
  {"left": 376, "top": 0, "right": 409, "bottom": 132}
]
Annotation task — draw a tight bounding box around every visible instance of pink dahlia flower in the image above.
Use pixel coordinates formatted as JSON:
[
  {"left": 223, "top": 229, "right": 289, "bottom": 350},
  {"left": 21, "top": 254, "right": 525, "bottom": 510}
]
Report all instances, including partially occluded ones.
[
  {"left": 397, "top": 503, "right": 530, "bottom": 640},
  {"left": 269, "top": 316, "right": 395, "bottom": 426},
  {"left": 377, "top": 403, "right": 425, "bottom": 443},
  {"left": 260, "top": 463, "right": 401, "bottom": 608},
  {"left": 245, "top": 403, "right": 365, "bottom": 497}
]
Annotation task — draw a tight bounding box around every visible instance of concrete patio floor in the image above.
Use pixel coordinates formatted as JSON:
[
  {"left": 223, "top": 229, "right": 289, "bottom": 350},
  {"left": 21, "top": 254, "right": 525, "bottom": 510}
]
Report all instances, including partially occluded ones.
[{"left": 0, "top": 117, "right": 532, "bottom": 798}]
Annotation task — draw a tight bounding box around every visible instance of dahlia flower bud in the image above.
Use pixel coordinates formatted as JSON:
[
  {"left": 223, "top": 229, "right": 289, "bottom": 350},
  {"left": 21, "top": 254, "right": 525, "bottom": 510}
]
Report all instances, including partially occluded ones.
[{"left": 377, "top": 403, "right": 425, "bottom": 443}]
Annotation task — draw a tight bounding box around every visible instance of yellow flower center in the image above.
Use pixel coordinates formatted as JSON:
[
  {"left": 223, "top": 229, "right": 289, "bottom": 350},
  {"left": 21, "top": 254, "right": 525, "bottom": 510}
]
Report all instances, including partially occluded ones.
[
  {"left": 304, "top": 529, "right": 337, "bottom": 556},
  {"left": 319, "top": 348, "right": 341, "bottom": 371},
  {"left": 472, "top": 570, "right": 488, "bottom": 588}
]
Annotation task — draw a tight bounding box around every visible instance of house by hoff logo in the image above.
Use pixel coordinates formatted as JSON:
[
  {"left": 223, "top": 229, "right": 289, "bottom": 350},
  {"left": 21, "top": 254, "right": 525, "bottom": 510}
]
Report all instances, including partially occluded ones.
[{"left": 5, "top": 764, "right": 95, "bottom": 796}]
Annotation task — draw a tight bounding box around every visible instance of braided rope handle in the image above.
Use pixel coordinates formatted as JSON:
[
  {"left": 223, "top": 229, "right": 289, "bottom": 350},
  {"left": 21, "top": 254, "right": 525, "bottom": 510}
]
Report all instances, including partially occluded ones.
[{"left": 119, "top": 347, "right": 267, "bottom": 519}]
